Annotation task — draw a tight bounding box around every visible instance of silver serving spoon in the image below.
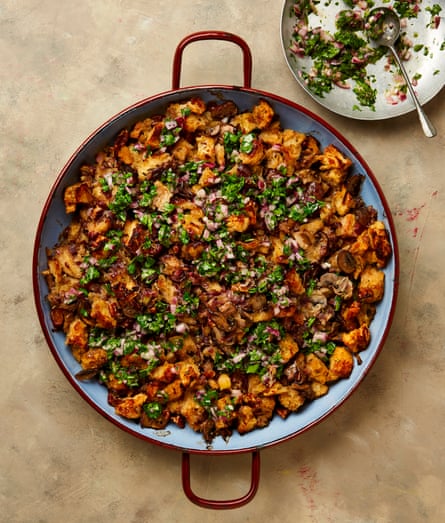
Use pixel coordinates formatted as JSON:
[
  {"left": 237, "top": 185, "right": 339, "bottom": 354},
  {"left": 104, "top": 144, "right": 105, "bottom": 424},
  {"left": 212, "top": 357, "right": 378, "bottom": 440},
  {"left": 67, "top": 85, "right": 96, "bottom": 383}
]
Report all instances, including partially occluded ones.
[{"left": 368, "top": 7, "right": 437, "bottom": 138}]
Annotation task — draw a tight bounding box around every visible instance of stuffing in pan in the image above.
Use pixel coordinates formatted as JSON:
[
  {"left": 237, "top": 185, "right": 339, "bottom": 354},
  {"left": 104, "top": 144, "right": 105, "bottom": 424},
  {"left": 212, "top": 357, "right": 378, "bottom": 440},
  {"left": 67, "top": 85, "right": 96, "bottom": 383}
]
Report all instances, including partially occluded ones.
[{"left": 44, "top": 97, "right": 392, "bottom": 443}]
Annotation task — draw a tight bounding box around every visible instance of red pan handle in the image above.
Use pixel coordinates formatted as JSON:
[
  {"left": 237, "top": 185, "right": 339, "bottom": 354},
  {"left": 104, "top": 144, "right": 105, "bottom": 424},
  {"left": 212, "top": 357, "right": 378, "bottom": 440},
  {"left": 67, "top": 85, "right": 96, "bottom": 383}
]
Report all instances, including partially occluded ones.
[
  {"left": 172, "top": 31, "right": 253, "bottom": 90},
  {"left": 181, "top": 451, "right": 261, "bottom": 510}
]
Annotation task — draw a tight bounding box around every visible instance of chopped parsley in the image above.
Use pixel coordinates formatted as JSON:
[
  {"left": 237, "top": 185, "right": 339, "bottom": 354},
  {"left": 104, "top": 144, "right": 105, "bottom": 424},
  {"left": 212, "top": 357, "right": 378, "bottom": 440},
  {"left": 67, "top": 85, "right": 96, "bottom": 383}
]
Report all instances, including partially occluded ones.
[
  {"left": 239, "top": 133, "right": 256, "bottom": 154},
  {"left": 80, "top": 262, "right": 100, "bottom": 286},
  {"left": 223, "top": 130, "right": 242, "bottom": 154},
  {"left": 221, "top": 173, "right": 245, "bottom": 203},
  {"left": 143, "top": 402, "right": 163, "bottom": 419},
  {"left": 109, "top": 184, "right": 133, "bottom": 221}
]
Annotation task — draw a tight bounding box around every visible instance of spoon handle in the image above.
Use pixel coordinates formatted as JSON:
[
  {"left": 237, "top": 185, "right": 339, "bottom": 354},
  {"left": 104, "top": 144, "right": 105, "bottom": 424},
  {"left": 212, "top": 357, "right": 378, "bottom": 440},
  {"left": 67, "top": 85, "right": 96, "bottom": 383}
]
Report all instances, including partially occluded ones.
[{"left": 389, "top": 46, "right": 437, "bottom": 138}]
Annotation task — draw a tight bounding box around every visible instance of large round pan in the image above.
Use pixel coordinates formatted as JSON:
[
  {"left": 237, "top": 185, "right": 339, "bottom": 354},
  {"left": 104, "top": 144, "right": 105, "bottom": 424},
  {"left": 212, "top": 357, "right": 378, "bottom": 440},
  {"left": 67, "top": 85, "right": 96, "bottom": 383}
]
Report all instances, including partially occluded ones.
[{"left": 33, "top": 31, "right": 399, "bottom": 509}]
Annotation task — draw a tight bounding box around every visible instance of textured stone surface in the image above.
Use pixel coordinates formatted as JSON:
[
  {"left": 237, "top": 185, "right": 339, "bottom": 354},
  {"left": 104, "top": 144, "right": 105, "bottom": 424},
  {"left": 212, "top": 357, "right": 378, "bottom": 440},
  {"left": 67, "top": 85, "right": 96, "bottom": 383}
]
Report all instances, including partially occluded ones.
[{"left": 1, "top": 1, "right": 445, "bottom": 521}]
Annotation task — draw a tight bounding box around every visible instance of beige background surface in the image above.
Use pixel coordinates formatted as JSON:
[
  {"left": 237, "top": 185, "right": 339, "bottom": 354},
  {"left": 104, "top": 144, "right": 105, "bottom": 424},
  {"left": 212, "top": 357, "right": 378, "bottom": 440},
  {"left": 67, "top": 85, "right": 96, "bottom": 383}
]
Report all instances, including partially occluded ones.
[{"left": 2, "top": 1, "right": 445, "bottom": 521}]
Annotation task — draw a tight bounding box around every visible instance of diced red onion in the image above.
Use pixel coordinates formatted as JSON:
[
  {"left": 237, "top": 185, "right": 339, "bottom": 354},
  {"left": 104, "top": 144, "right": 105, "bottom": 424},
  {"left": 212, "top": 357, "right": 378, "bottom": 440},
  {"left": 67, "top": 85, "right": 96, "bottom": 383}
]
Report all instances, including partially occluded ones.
[
  {"left": 313, "top": 331, "right": 328, "bottom": 343},
  {"left": 175, "top": 322, "right": 189, "bottom": 333},
  {"left": 165, "top": 119, "right": 177, "bottom": 130}
]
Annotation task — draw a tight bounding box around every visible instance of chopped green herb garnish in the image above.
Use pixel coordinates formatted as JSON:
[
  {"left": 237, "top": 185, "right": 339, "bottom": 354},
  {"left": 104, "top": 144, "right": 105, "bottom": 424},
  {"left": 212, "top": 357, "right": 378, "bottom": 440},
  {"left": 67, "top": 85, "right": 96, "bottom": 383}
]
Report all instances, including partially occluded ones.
[{"left": 143, "top": 402, "right": 163, "bottom": 419}]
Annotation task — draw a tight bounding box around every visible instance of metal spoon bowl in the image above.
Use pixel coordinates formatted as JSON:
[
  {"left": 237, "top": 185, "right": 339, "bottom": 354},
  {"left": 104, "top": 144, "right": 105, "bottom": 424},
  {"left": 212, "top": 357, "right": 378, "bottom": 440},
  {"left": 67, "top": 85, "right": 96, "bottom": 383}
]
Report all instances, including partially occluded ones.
[{"left": 367, "top": 7, "right": 437, "bottom": 137}]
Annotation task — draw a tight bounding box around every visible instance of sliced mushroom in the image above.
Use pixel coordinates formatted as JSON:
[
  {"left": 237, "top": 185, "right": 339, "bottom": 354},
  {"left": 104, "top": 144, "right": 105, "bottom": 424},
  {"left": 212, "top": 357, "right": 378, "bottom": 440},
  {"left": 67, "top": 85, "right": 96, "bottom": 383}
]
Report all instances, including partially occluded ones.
[
  {"left": 337, "top": 250, "right": 357, "bottom": 274},
  {"left": 243, "top": 294, "right": 267, "bottom": 313},
  {"left": 345, "top": 174, "right": 364, "bottom": 196},
  {"left": 318, "top": 273, "right": 353, "bottom": 300},
  {"left": 75, "top": 368, "right": 100, "bottom": 381},
  {"left": 305, "top": 231, "right": 329, "bottom": 263}
]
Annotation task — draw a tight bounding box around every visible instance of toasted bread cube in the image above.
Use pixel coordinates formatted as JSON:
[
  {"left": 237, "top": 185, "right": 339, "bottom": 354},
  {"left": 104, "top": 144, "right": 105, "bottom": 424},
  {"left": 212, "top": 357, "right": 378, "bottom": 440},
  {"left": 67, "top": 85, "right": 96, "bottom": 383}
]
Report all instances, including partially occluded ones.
[
  {"left": 115, "top": 393, "right": 148, "bottom": 419},
  {"left": 279, "top": 334, "right": 299, "bottom": 363},
  {"left": 90, "top": 295, "right": 117, "bottom": 329},
  {"left": 358, "top": 266, "right": 385, "bottom": 303},
  {"left": 64, "top": 182, "right": 93, "bottom": 213},
  {"left": 225, "top": 213, "right": 251, "bottom": 233},
  {"left": 231, "top": 112, "right": 257, "bottom": 134},
  {"left": 278, "top": 389, "right": 305, "bottom": 411},
  {"left": 342, "top": 324, "right": 370, "bottom": 353},
  {"left": 175, "top": 390, "right": 207, "bottom": 432},
  {"left": 305, "top": 353, "right": 329, "bottom": 384},
  {"left": 328, "top": 346, "right": 353, "bottom": 381},
  {"left": 285, "top": 268, "right": 306, "bottom": 295},
  {"left": 54, "top": 245, "right": 82, "bottom": 279},
  {"left": 195, "top": 135, "right": 216, "bottom": 162},
  {"left": 237, "top": 405, "right": 257, "bottom": 434},
  {"left": 66, "top": 318, "right": 89, "bottom": 356},
  {"left": 252, "top": 99, "right": 275, "bottom": 129},
  {"left": 217, "top": 373, "right": 232, "bottom": 391},
  {"left": 311, "top": 382, "right": 329, "bottom": 398},
  {"left": 80, "top": 348, "right": 108, "bottom": 371},
  {"left": 172, "top": 138, "right": 194, "bottom": 162}
]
